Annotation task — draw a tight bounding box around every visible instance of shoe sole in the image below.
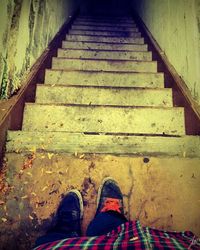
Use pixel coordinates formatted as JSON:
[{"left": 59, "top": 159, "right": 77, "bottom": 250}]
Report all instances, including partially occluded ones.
[{"left": 69, "top": 189, "right": 84, "bottom": 219}]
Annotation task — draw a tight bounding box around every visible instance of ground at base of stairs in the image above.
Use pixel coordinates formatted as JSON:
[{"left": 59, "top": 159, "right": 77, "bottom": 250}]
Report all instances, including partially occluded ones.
[{"left": 0, "top": 153, "right": 199, "bottom": 249}]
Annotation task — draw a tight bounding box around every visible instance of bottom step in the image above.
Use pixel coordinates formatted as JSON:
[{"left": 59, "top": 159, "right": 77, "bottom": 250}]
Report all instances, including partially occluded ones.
[{"left": 6, "top": 131, "right": 200, "bottom": 157}]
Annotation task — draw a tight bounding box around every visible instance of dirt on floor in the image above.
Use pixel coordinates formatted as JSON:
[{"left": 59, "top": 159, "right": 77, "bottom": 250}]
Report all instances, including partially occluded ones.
[{"left": 0, "top": 152, "right": 200, "bottom": 249}]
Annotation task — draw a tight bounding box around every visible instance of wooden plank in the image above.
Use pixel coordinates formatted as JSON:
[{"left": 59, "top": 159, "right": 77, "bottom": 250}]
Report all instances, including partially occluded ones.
[
  {"left": 78, "top": 16, "right": 134, "bottom": 21},
  {"left": 22, "top": 104, "right": 185, "bottom": 135},
  {"left": 6, "top": 131, "right": 200, "bottom": 157},
  {"left": 68, "top": 29, "right": 141, "bottom": 38},
  {"left": 52, "top": 58, "right": 157, "bottom": 73},
  {"left": 62, "top": 41, "right": 148, "bottom": 51},
  {"left": 73, "top": 22, "right": 137, "bottom": 28},
  {"left": 36, "top": 85, "right": 173, "bottom": 107},
  {"left": 44, "top": 70, "right": 164, "bottom": 88},
  {"left": 72, "top": 25, "right": 139, "bottom": 32},
  {"left": 75, "top": 18, "right": 135, "bottom": 24},
  {"left": 65, "top": 34, "right": 144, "bottom": 44},
  {"left": 57, "top": 49, "right": 152, "bottom": 61}
]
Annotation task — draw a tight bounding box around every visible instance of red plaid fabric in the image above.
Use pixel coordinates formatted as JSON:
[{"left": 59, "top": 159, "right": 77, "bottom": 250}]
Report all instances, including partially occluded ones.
[{"left": 34, "top": 220, "right": 200, "bottom": 249}]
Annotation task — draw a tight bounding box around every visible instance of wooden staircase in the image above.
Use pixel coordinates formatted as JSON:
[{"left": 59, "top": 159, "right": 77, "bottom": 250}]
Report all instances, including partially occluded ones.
[{"left": 6, "top": 14, "right": 200, "bottom": 157}]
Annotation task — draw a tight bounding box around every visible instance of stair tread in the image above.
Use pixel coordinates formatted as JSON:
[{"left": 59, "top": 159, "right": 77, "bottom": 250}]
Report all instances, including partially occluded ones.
[
  {"left": 6, "top": 131, "right": 200, "bottom": 157},
  {"left": 69, "top": 30, "right": 141, "bottom": 37},
  {"left": 76, "top": 18, "right": 135, "bottom": 22},
  {"left": 36, "top": 84, "right": 172, "bottom": 107},
  {"left": 72, "top": 25, "right": 139, "bottom": 32},
  {"left": 22, "top": 104, "right": 185, "bottom": 136},
  {"left": 62, "top": 41, "right": 148, "bottom": 51},
  {"left": 52, "top": 58, "right": 157, "bottom": 73},
  {"left": 45, "top": 69, "right": 164, "bottom": 88},
  {"left": 73, "top": 22, "right": 137, "bottom": 28},
  {"left": 66, "top": 35, "right": 144, "bottom": 44},
  {"left": 57, "top": 48, "right": 152, "bottom": 61}
]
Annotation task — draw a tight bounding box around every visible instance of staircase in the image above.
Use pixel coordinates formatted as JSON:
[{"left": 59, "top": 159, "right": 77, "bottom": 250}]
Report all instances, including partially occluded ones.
[
  {"left": 2, "top": 10, "right": 200, "bottom": 248},
  {"left": 6, "top": 14, "right": 200, "bottom": 157}
]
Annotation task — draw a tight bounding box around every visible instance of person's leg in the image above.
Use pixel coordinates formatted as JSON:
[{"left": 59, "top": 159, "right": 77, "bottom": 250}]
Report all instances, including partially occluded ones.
[
  {"left": 86, "top": 178, "right": 127, "bottom": 236},
  {"left": 34, "top": 190, "right": 83, "bottom": 247}
]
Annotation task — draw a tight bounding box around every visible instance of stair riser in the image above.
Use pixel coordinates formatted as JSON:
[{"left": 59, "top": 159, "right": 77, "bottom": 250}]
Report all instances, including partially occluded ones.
[
  {"left": 69, "top": 30, "right": 141, "bottom": 38},
  {"left": 73, "top": 21, "right": 137, "bottom": 28},
  {"left": 62, "top": 41, "right": 148, "bottom": 52},
  {"left": 7, "top": 132, "right": 200, "bottom": 157},
  {"left": 52, "top": 58, "right": 157, "bottom": 73},
  {"left": 66, "top": 35, "right": 144, "bottom": 44},
  {"left": 57, "top": 49, "right": 152, "bottom": 61},
  {"left": 36, "top": 85, "right": 172, "bottom": 107},
  {"left": 45, "top": 70, "right": 164, "bottom": 88},
  {"left": 72, "top": 25, "right": 139, "bottom": 32},
  {"left": 23, "top": 105, "right": 185, "bottom": 136}
]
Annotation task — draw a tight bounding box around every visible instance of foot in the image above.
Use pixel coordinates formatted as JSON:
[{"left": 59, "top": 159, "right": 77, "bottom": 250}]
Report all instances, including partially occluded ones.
[
  {"left": 50, "top": 189, "right": 83, "bottom": 236},
  {"left": 96, "top": 177, "right": 124, "bottom": 216}
]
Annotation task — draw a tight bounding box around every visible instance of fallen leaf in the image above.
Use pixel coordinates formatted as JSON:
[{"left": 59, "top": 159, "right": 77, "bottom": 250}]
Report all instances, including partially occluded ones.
[
  {"left": 29, "top": 215, "right": 34, "bottom": 220},
  {"left": 48, "top": 153, "right": 54, "bottom": 160},
  {"left": 42, "top": 186, "right": 48, "bottom": 191},
  {"left": 79, "top": 154, "right": 85, "bottom": 159},
  {"left": 27, "top": 172, "right": 33, "bottom": 176},
  {"left": 21, "top": 195, "right": 28, "bottom": 199},
  {"left": 2, "top": 218, "right": 7, "bottom": 222},
  {"left": 30, "top": 147, "right": 36, "bottom": 153},
  {"left": 45, "top": 171, "right": 53, "bottom": 174},
  {"left": 31, "top": 192, "right": 37, "bottom": 197}
]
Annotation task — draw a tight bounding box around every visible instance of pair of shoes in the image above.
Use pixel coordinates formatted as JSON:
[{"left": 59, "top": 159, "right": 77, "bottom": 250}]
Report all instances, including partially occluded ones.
[{"left": 54, "top": 178, "right": 124, "bottom": 236}]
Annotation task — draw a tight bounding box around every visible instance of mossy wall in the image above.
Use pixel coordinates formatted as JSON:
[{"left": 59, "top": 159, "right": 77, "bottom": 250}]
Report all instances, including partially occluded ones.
[
  {"left": 132, "top": 0, "right": 200, "bottom": 104},
  {"left": 0, "top": 0, "right": 81, "bottom": 99}
]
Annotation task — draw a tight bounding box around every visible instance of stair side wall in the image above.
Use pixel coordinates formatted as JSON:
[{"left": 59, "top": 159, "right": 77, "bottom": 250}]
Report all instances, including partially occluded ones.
[
  {"left": 131, "top": 0, "right": 200, "bottom": 106},
  {"left": 0, "top": 0, "right": 81, "bottom": 99}
]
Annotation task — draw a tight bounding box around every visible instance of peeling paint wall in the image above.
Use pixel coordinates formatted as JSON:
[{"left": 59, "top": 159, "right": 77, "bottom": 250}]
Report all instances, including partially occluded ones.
[
  {"left": 0, "top": 0, "right": 81, "bottom": 99},
  {"left": 132, "top": 0, "right": 200, "bottom": 104}
]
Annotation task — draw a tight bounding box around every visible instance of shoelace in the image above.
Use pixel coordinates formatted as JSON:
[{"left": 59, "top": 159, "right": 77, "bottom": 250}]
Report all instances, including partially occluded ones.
[{"left": 101, "top": 198, "right": 121, "bottom": 213}]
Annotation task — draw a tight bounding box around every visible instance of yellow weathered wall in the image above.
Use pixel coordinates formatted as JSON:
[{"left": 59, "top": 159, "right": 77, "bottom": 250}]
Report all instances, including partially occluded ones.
[
  {"left": 132, "top": 0, "right": 200, "bottom": 104},
  {"left": 0, "top": 0, "right": 81, "bottom": 99}
]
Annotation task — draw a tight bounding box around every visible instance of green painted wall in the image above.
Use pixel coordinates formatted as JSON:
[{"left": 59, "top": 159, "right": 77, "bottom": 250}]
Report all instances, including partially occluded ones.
[
  {"left": 132, "top": 0, "right": 200, "bottom": 104},
  {"left": 0, "top": 0, "right": 81, "bottom": 99}
]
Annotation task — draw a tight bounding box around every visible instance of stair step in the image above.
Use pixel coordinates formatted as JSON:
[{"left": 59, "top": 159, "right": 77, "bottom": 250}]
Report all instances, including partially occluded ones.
[
  {"left": 69, "top": 30, "right": 141, "bottom": 38},
  {"left": 75, "top": 20, "right": 136, "bottom": 25},
  {"left": 72, "top": 25, "right": 139, "bottom": 32},
  {"left": 7, "top": 132, "right": 199, "bottom": 157},
  {"left": 73, "top": 21, "right": 137, "bottom": 28},
  {"left": 62, "top": 41, "right": 148, "bottom": 52},
  {"left": 78, "top": 16, "right": 133, "bottom": 21},
  {"left": 66, "top": 34, "right": 144, "bottom": 44},
  {"left": 52, "top": 58, "right": 157, "bottom": 73},
  {"left": 36, "top": 85, "right": 172, "bottom": 107},
  {"left": 22, "top": 104, "right": 185, "bottom": 135},
  {"left": 57, "top": 49, "right": 152, "bottom": 61},
  {"left": 45, "top": 70, "right": 164, "bottom": 88}
]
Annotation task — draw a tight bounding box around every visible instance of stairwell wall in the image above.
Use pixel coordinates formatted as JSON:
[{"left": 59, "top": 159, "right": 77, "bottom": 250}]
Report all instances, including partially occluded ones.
[
  {"left": 0, "top": 0, "right": 81, "bottom": 99},
  {"left": 131, "top": 0, "right": 200, "bottom": 105}
]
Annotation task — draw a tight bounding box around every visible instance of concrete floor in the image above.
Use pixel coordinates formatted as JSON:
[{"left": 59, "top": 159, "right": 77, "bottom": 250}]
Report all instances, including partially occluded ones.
[{"left": 0, "top": 153, "right": 199, "bottom": 249}]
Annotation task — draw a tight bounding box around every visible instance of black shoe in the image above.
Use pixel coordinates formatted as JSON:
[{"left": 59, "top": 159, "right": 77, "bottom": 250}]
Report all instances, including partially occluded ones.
[
  {"left": 49, "top": 189, "right": 83, "bottom": 237},
  {"left": 95, "top": 177, "right": 124, "bottom": 217}
]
